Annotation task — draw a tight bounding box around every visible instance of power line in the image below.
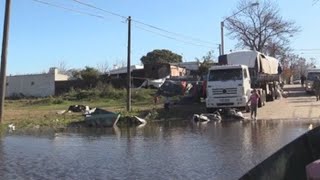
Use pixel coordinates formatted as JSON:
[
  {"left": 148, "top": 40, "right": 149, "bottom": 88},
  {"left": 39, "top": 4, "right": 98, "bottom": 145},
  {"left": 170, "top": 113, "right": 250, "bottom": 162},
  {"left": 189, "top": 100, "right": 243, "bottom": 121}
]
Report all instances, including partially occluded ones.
[
  {"left": 31, "top": 0, "right": 214, "bottom": 49},
  {"left": 71, "top": 0, "right": 127, "bottom": 20},
  {"left": 133, "top": 25, "right": 213, "bottom": 49},
  {"left": 69, "top": 0, "right": 215, "bottom": 46},
  {"left": 132, "top": 20, "right": 214, "bottom": 45},
  {"left": 32, "top": 0, "right": 105, "bottom": 19},
  {"left": 294, "top": 49, "right": 320, "bottom": 52}
]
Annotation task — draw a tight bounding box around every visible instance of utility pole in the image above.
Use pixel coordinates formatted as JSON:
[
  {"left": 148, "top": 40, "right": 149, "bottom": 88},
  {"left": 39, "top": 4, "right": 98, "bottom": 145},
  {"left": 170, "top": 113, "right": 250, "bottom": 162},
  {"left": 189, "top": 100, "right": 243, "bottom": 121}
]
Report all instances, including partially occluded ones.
[
  {"left": 220, "top": 21, "right": 224, "bottom": 55},
  {"left": 0, "top": 0, "right": 11, "bottom": 123},
  {"left": 126, "top": 16, "right": 131, "bottom": 112}
]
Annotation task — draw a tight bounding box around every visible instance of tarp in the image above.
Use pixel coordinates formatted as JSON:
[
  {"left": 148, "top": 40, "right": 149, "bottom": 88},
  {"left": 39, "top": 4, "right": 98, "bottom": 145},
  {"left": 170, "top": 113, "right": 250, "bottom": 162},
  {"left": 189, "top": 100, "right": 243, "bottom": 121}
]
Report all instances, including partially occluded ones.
[
  {"left": 157, "top": 80, "right": 186, "bottom": 97},
  {"left": 224, "top": 50, "right": 259, "bottom": 68},
  {"left": 259, "top": 55, "right": 279, "bottom": 74},
  {"left": 139, "top": 78, "right": 167, "bottom": 88},
  {"left": 223, "top": 50, "right": 279, "bottom": 75}
]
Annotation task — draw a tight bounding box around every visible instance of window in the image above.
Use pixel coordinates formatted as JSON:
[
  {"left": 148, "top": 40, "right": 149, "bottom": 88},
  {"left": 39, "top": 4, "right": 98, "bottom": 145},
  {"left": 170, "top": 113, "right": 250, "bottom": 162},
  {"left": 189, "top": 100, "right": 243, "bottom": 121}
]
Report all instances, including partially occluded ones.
[
  {"left": 307, "top": 72, "right": 320, "bottom": 81},
  {"left": 208, "top": 69, "right": 242, "bottom": 81},
  {"left": 31, "top": 81, "right": 35, "bottom": 86}
]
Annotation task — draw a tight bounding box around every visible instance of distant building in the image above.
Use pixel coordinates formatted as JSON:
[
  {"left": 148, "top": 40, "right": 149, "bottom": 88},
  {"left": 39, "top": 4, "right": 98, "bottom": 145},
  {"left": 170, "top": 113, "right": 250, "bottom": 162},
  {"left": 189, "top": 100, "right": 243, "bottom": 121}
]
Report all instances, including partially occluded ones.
[
  {"left": 144, "top": 63, "right": 187, "bottom": 79},
  {"left": 172, "top": 61, "right": 200, "bottom": 75},
  {"left": 6, "top": 67, "right": 69, "bottom": 97},
  {"left": 109, "top": 65, "right": 144, "bottom": 78},
  {"left": 108, "top": 65, "right": 145, "bottom": 88}
]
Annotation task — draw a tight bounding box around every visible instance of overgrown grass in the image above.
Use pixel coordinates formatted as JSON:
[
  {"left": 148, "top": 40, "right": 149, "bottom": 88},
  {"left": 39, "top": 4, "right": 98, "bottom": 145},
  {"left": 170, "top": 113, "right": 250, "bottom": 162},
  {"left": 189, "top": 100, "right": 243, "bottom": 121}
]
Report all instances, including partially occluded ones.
[
  {"left": 2, "top": 84, "right": 206, "bottom": 130},
  {"left": 2, "top": 85, "right": 158, "bottom": 129}
]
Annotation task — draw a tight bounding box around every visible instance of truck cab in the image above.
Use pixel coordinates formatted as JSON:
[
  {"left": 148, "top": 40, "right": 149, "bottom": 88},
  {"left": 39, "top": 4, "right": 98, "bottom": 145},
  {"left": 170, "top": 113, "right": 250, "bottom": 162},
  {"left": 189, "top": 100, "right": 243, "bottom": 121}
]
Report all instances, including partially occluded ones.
[
  {"left": 206, "top": 65, "right": 252, "bottom": 112},
  {"left": 305, "top": 69, "right": 320, "bottom": 93}
]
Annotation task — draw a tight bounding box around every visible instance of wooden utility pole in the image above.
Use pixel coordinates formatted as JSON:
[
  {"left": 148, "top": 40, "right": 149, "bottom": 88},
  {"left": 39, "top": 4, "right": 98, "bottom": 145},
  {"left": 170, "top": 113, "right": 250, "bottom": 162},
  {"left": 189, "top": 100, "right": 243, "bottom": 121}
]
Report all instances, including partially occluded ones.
[
  {"left": 0, "top": 0, "right": 11, "bottom": 123},
  {"left": 126, "top": 16, "right": 131, "bottom": 112}
]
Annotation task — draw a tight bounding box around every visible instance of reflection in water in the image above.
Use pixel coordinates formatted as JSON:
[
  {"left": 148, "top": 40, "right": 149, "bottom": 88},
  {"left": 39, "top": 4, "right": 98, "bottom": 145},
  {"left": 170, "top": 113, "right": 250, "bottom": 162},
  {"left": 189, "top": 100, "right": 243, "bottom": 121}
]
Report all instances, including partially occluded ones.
[{"left": 0, "top": 120, "right": 318, "bottom": 179}]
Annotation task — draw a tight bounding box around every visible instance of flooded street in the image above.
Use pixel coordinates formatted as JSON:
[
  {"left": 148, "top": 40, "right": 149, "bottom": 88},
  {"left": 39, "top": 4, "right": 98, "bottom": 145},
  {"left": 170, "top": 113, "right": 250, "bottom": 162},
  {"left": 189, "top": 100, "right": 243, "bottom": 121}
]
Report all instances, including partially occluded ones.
[{"left": 0, "top": 120, "right": 319, "bottom": 180}]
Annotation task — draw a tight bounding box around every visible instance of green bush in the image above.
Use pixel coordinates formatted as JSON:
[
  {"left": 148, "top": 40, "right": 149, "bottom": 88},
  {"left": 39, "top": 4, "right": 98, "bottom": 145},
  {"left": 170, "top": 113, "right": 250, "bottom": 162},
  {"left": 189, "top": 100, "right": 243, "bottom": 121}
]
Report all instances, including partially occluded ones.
[
  {"left": 132, "top": 89, "right": 153, "bottom": 101},
  {"left": 61, "top": 84, "right": 155, "bottom": 102},
  {"left": 76, "top": 90, "right": 99, "bottom": 100},
  {"left": 99, "top": 84, "right": 126, "bottom": 99}
]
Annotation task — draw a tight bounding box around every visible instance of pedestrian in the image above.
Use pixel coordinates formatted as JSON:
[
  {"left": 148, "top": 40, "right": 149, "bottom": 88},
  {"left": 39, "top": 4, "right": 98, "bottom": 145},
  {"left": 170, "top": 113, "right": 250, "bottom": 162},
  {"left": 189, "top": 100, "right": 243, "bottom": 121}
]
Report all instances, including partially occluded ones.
[
  {"left": 301, "top": 74, "right": 306, "bottom": 87},
  {"left": 246, "top": 89, "right": 260, "bottom": 120},
  {"left": 313, "top": 76, "right": 320, "bottom": 101}
]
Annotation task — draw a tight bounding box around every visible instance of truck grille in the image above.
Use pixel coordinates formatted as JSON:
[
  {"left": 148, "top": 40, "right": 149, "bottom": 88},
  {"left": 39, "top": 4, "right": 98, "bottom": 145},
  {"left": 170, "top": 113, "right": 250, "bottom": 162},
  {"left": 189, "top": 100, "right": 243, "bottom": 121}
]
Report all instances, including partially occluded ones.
[{"left": 212, "top": 88, "right": 237, "bottom": 95}]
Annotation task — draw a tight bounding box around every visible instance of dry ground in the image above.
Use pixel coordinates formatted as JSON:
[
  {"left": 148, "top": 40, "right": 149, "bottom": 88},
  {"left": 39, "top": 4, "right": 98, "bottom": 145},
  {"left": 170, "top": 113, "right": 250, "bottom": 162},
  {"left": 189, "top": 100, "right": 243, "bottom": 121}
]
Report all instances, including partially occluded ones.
[{"left": 244, "top": 84, "right": 320, "bottom": 120}]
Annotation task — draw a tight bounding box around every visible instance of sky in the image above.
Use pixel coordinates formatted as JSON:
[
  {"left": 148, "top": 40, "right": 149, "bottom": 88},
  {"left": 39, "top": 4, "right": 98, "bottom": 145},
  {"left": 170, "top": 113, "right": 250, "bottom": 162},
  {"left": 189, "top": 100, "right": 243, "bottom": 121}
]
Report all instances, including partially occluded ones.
[{"left": 0, "top": 0, "right": 319, "bottom": 75}]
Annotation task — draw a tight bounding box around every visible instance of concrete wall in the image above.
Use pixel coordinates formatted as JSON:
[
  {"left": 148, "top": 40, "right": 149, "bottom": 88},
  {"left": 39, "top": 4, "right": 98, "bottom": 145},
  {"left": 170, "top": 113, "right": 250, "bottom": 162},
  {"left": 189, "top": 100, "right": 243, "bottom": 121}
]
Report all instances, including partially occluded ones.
[{"left": 6, "top": 68, "right": 69, "bottom": 97}]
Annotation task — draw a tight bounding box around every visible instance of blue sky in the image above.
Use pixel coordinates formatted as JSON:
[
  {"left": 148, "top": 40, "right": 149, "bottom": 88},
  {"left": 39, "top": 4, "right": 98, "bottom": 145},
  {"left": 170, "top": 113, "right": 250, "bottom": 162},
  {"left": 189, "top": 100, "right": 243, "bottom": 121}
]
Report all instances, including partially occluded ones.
[{"left": 0, "top": 0, "right": 319, "bottom": 74}]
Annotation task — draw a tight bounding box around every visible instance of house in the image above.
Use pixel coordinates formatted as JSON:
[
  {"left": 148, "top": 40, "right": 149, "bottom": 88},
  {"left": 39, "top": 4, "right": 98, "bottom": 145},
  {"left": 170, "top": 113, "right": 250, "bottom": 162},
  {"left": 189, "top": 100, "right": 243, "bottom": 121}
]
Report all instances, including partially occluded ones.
[
  {"left": 172, "top": 61, "right": 200, "bottom": 75},
  {"left": 144, "top": 63, "right": 187, "bottom": 79},
  {"left": 109, "top": 65, "right": 144, "bottom": 79},
  {"left": 108, "top": 65, "right": 145, "bottom": 88},
  {"left": 6, "top": 67, "right": 69, "bottom": 97}
]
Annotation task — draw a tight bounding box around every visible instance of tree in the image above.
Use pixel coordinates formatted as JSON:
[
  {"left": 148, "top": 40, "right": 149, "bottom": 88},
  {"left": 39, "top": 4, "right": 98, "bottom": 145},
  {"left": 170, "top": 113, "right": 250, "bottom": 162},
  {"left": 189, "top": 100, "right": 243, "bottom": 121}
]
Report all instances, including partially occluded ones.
[
  {"left": 79, "top": 66, "right": 101, "bottom": 87},
  {"left": 56, "top": 61, "right": 69, "bottom": 75},
  {"left": 196, "top": 51, "right": 216, "bottom": 76},
  {"left": 69, "top": 69, "right": 82, "bottom": 80},
  {"left": 96, "top": 61, "right": 110, "bottom": 74},
  {"left": 225, "top": 0, "right": 300, "bottom": 54},
  {"left": 140, "top": 49, "right": 182, "bottom": 64},
  {"left": 282, "top": 53, "right": 316, "bottom": 82}
]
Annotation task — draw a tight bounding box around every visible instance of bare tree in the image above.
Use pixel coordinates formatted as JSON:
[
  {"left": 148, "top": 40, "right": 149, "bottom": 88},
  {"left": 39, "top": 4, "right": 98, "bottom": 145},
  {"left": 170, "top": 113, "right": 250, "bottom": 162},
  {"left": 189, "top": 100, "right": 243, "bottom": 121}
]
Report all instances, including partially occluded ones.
[
  {"left": 225, "top": 0, "right": 300, "bottom": 54},
  {"left": 96, "top": 61, "right": 110, "bottom": 74},
  {"left": 56, "top": 61, "right": 69, "bottom": 74},
  {"left": 282, "top": 53, "right": 316, "bottom": 81}
]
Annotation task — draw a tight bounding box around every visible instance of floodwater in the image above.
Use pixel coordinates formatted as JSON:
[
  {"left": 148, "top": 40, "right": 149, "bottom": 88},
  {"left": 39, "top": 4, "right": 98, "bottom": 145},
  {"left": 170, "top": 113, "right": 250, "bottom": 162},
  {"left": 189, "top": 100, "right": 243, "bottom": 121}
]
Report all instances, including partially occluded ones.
[{"left": 0, "top": 119, "right": 319, "bottom": 180}]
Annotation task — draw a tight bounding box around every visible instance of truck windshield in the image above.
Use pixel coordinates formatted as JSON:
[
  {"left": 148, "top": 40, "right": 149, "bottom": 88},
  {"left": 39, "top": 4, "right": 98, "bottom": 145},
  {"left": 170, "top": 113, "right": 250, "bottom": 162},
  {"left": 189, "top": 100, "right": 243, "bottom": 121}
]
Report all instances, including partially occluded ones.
[
  {"left": 307, "top": 72, "right": 320, "bottom": 80},
  {"left": 208, "top": 69, "right": 242, "bottom": 81}
]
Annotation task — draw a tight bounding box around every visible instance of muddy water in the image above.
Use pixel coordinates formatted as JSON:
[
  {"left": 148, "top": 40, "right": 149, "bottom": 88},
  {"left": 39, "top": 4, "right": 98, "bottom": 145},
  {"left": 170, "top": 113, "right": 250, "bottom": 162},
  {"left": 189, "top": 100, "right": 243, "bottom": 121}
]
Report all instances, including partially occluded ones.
[{"left": 0, "top": 120, "right": 319, "bottom": 180}]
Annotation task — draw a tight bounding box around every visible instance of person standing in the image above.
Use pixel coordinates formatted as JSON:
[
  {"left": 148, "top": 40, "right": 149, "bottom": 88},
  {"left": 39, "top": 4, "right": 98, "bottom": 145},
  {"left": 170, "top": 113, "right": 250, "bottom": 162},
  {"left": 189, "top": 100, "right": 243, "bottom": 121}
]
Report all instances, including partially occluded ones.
[
  {"left": 246, "top": 89, "right": 260, "bottom": 120},
  {"left": 301, "top": 74, "right": 306, "bottom": 87},
  {"left": 313, "top": 76, "right": 320, "bottom": 101}
]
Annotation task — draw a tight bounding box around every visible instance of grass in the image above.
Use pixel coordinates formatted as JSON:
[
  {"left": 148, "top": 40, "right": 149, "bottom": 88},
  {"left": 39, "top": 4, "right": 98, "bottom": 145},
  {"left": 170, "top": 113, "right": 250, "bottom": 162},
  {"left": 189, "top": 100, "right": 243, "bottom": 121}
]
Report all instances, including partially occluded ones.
[
  {"left": 2, "top": 86, "right": 159, "bottom": 129},
  {"left": 1, "top": 85, "right": 204, "bottom": 130}
]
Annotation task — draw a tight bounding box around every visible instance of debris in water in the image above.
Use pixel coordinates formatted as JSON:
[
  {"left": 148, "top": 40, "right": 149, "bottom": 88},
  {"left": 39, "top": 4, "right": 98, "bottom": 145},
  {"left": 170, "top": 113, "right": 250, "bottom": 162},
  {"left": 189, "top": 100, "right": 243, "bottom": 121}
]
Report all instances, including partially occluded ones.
[
  {"left": 8, "top": 124, "right": 15, "bottom": 131},
  {"left": 309, "top": 124, "right": 313, "bottom": 130}
]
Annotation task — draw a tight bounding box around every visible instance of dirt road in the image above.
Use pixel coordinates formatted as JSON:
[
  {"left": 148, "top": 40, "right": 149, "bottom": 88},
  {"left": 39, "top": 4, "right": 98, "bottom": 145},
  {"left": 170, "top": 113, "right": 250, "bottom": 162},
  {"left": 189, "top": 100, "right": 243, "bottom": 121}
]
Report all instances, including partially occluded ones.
[{"left": 245, "top": 84, "right": 320, "bottom": 120}]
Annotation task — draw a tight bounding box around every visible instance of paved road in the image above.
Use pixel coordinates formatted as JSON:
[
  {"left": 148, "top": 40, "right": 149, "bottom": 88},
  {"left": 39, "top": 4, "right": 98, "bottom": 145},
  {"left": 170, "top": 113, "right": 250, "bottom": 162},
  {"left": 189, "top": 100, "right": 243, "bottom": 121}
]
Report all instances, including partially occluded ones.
[{"left": 245, "top": 84, "right": 320, "bottom": 120}]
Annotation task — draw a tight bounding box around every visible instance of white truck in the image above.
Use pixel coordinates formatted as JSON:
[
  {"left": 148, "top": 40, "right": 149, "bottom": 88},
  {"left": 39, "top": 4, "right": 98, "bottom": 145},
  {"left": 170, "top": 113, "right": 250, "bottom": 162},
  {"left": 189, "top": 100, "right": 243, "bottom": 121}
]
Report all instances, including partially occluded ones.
[
  {"left": 206, "top": 50, "right": 281, "bottom": 112},
  {"left": 305, "top": 68, "right": 320, "bottom": 94}
]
